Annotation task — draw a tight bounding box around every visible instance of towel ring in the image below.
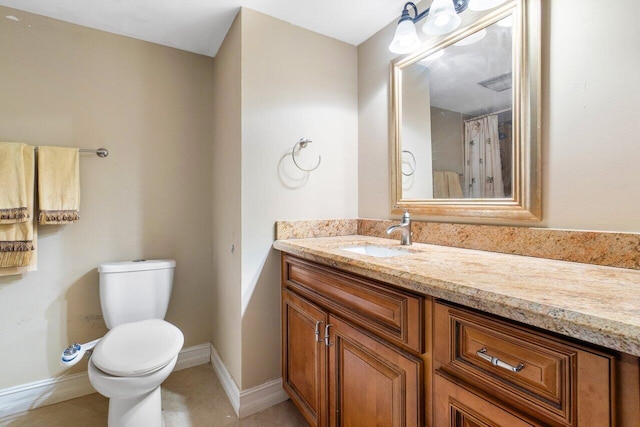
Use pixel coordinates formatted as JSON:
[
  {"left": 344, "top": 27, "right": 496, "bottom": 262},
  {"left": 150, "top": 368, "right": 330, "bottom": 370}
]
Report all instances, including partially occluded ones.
[
  {"left": 292, "top": 138, "right": 321, "bottom": 172},
  {"left": 402, "top": 150, "right": 416, "bottom": 176}
]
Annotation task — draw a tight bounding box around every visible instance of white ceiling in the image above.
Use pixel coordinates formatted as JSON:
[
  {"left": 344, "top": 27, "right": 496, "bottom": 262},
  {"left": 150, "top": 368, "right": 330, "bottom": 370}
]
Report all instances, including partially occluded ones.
[
  {"left": 416, "top": 20, "right": 513, "bottom": 116},
  {"left": 0, "top": 0, "right": 404, "bottom": 57}
]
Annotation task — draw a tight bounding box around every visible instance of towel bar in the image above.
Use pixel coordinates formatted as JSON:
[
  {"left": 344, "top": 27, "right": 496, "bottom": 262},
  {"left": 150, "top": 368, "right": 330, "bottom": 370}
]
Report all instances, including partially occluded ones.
[
  {"left": 79, "top": 148, "right": 109, "bottom": 158},
  {"left": 35, "top": 147, "right": 109, "bottom": 158}
]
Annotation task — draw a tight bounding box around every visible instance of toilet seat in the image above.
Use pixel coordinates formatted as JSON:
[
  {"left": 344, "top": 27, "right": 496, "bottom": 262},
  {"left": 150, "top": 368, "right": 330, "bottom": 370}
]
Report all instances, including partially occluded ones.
[{"left": 92, "top": 319, "right": 184, "bottom": 377}]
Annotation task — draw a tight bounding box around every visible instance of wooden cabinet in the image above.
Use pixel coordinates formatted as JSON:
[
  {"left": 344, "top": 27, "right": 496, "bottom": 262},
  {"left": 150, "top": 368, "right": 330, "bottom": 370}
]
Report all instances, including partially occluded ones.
[
  {"left": 433, "top": 301, "right": 615, "bottom": 426},
  {"left": 283, "top": 255, "right": 423, "bottom": 353},
  {"left": 434, "top": 373, "right": 544, "bottom": 427},
  {"left": 282, "top": 289, "right": 327, "bottom": 426},
  {"left": 328, "top": 315, "right": 421, "bottom": 427},
  {"left": 281, "top": 253, "right": 639, "bottom": 426},
  {"left": 281, "top": 255, "right": 425, "bottom": 427}
]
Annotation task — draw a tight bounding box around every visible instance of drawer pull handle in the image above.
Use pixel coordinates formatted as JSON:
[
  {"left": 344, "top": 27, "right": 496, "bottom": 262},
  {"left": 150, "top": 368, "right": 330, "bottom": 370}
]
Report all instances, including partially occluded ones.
[
  {"left": 314, "top": 321, "right": 323, "bottom": 343},
  {"left": 324, "top": 324, "right": 334, "bottom": 347},
  {"left": 476, "top": 348, "right": 525, "bottom": 373}
]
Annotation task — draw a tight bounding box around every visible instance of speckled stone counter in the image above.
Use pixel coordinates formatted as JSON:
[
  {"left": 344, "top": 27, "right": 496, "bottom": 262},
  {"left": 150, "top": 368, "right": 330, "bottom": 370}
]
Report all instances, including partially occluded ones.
[{"left": 273, "top": 235, "right": 640, "bottom": 357}]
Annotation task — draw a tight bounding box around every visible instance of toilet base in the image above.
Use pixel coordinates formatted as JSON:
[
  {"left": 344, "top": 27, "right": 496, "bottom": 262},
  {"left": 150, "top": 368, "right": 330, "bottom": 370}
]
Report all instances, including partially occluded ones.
[
  {"left": 88, "top": 355, "right": 178, "bottom": 427},
  {"left": 108, "top": 386, "right": 164, "bottom": 427}
]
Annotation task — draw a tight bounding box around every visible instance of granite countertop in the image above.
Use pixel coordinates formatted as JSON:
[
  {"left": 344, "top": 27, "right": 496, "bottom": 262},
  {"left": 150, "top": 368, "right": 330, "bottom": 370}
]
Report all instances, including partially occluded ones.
[{"left": 273, "top": 235, "right": 640, "bottom": 357}]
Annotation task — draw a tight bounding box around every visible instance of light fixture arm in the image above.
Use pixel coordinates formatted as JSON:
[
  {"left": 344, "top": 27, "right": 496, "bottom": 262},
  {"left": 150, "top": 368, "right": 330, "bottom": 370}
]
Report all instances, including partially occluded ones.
[
  {"left": 389, "top": 0, "right": 470, "bottom": 54},
  {"left": 398, "top": 0, "right": 469, "bottom": 24}
]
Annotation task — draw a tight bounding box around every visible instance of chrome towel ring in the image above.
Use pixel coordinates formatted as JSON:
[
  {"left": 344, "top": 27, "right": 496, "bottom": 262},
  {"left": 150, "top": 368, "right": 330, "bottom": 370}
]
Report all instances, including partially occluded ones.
[
  {"left": 402, "top": 150, "right": 416, "bottom": 176},
  {"left": 292, "top": 138, "right": 321, "bottom": 172}
]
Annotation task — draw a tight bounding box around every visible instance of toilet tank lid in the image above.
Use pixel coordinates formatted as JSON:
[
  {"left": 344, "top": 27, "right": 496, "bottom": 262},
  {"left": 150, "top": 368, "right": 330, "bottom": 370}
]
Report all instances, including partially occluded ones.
[{"left": 98, "top": 259, "right": 176, "bottom": 273}]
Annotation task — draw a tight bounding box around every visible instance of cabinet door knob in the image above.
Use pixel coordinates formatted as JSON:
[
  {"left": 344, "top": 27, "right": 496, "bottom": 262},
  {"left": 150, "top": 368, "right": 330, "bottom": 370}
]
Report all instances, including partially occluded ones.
[
  {"left": 324, "top": 324, "right": 334, "bottom": 347},
  {"left": 476, "top": 348, "right": 525, "bottom": 373},
  {"left": 315, "top": 321, "right": 323, "bottom": 343}
]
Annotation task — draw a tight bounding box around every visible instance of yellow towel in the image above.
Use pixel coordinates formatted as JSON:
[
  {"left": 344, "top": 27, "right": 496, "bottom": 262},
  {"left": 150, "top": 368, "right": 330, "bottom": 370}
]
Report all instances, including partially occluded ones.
[
  {"left": 0, "top": 142, "right": 29, "bottom": 224},
  {"left": 0, "top": 145, "right": 35, "bottom": 268},
  {"left": 38, "top": 146, "right": 80, "bottom": 224}
]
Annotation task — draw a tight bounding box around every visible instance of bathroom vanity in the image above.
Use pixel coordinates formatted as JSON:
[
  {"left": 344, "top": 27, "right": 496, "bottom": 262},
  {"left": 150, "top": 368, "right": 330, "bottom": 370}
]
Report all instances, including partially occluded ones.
[{"left": 275, "top": 236, "right": 640, "bottom": 427}]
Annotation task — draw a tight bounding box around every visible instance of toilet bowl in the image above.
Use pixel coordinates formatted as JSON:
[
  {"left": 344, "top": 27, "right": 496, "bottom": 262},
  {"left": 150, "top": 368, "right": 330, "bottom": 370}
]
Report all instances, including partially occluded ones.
[
  {"left": 87, "top": 319, "right": 183, "bottom": 426},
  {"left": 61, "top": 259, "right": 181, "bottom": 426}
]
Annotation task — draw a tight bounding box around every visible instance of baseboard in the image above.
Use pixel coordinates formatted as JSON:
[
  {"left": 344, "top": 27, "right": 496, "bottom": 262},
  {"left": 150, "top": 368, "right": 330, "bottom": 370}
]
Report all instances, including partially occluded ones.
[
  {"left": 0, "top": 343, "right": 212, "bottom": 419},
  {"left": 209, "top": 344, "right": 289, "bottom": 418},
  {"left": 209, "top": 344, "right": 241, "bottom": 413},
  {"left": 238, "top": 377, "right": 289, "bottom": 419},
  {"left": 0, "top": 372, "right": 94, "bottom": 419},
  {"left": 175, "top": 343, "right": 212, "bottom": 371}
]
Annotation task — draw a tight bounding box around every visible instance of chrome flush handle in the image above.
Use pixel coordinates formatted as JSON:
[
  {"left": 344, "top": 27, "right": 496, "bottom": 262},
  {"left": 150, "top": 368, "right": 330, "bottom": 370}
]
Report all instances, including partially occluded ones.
[{"left": 476, "top": 348, "right": 525, "bottom": 373}]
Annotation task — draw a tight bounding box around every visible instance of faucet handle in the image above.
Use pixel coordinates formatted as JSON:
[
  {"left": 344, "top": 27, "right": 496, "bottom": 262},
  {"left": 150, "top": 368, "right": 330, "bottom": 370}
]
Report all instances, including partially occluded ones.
[{"left": 403, "top": 209, "right": 410, "bottom": 219}]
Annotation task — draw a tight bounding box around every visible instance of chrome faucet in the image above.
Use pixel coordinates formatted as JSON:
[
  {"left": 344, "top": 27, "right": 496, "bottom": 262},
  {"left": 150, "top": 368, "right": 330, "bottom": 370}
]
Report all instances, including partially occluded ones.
[{"left": 386, "top": 210, "right": 412, "bottom": 245}]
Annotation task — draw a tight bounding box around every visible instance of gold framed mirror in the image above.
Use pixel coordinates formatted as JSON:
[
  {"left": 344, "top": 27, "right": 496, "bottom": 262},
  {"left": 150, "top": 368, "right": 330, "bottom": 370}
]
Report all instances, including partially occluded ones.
[{"left": 390, "top": 0, "right": 540, "bottom": 221}]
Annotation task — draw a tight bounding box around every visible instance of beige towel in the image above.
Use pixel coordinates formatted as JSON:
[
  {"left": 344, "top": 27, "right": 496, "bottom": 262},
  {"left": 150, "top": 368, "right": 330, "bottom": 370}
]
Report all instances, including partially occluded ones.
[
  {"left": 444, "top": 171, "right": 463, "bottom": 198},
  {"left": 0, "top": 142, "right": 29, "bottom": 224},
  {"left": 433, "top": 171, "right": 464, "bottom": 198},
  {"left": 433, "top": 171, "right": 447, "bottom": 198},
  {"left": 0, "top": 145, "right": 35, "bottom": 268},
  {"left": 38, "top": 146, "right": 80, "bottom": 224}
]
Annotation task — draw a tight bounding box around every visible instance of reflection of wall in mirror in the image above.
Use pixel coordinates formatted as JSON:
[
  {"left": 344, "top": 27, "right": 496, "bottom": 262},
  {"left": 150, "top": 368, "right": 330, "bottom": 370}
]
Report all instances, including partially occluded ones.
[
  {"left": 431, "top": 106, "right": 464, "bottom": 197},
  {"left": 402, "top": 65, "right": 433, "bottom": 199},
  {"left": 498, "top": 118, "right": 512, "bottom": 197}
]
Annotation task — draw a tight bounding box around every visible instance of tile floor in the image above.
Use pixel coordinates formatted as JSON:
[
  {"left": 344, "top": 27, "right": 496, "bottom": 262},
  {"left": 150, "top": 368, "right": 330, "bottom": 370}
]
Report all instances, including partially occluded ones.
[{"left": 0, "top": 364, "right": 308, "bottom": 426}]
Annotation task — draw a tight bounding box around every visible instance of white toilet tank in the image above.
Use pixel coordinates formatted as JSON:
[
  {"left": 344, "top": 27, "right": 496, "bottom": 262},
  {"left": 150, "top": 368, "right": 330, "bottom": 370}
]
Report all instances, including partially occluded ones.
[{"left": 98, "top": 259, "right": 176, "bottom": 329}]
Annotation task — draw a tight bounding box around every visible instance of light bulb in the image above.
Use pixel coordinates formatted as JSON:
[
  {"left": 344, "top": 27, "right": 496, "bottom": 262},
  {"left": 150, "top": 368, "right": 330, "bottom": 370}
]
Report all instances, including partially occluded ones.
[
  {"left": 389, "top": 20, "right": 421, "bottom": 54},
  {"left": 423, "top": 0, "right": 461, "bottom": 35}
]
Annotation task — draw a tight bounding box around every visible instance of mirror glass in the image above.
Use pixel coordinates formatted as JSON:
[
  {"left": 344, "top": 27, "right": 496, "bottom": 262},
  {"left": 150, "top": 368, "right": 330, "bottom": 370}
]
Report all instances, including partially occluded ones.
[
  {"left": 391, "top": 0, "right": 541, "bottom": 221},
  {"left": 401, "top": 19, "right": 512, "bottom": 200}
]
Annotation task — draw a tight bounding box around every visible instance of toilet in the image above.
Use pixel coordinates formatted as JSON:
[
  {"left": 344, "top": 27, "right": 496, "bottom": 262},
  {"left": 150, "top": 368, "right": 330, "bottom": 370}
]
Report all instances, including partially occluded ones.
[{"left": 66, "top": 259, "right": 183, "bottom": 426}]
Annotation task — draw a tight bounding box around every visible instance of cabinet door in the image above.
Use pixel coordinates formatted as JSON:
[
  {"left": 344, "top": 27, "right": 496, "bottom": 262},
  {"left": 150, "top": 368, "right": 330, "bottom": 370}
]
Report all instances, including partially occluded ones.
[
  {"left": 282, "top": 289, "right": 328, "bottom": 427},
  {"left": 328, "top": 315, "right": 422, "bottom": 427},
  {"left": 434, "top": 374, "right": 544, "bottom": 427}
]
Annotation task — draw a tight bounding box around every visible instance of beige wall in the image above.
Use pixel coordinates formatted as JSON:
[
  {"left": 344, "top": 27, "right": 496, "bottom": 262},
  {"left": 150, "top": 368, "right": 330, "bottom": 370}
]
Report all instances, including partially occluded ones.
[
  {"left": 541, "top": 0, "right": 639, "bottom": 231},
  {"left": 0, "top": 7, "right": 215, "bottom": 389},
  {"left": 1, "top": 4, "right": 358, "bottom": 396},
  {"left": 358, "top": 18, "right": 397, "bottom": 218},
  {"left": 431, "top": 107, "right": 464, "bottom": 175},
  {"left": 239, "top": 9, "right": 358, "bottom": 389},
  {"left": 402, "top": 65, "right": 433, "bottom": 199},
  {"left": 358, "top": 0, "right": 640, "bottom": 232},
  {"left": 211, "top": 13, "right": 243, "bottom": 385},
  {"left": 210, "top": 8, "right": 359, "bottom": 390}
]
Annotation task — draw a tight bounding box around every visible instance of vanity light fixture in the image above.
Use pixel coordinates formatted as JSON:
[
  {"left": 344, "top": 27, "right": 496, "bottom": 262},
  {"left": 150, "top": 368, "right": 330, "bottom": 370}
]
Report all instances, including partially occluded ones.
[
  {"left": 423, "top": 0, "right": 463, "bottom": 35},
  {"left": 389, "top": 0, "right": 469, "bottom": 54}
]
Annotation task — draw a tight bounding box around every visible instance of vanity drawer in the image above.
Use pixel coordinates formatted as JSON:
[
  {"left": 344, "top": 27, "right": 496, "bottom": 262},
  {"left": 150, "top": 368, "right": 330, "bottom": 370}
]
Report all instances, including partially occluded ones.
[
  {"left": 282, "top": 255, "right": 423, "bottom": 353},
  {"left": 434, "top": 372, "right": 545, "bottom": 427},
  {"left": 434, "top": 302, "right": 614, "bottom": 426}
]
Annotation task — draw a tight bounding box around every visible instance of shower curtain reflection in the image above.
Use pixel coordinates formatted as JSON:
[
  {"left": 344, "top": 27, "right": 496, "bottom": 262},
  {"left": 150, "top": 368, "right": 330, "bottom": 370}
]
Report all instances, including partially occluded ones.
[{"left": 464, "top": 114, "right": 509, "bottom": 198}]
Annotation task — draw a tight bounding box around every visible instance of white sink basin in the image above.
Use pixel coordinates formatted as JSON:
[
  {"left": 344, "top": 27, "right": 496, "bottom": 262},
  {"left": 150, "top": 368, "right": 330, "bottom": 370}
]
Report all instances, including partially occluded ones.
[{"left": 340, "top": 245, "right": 410, "bottom": 258}]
